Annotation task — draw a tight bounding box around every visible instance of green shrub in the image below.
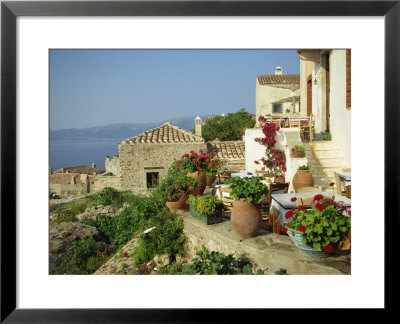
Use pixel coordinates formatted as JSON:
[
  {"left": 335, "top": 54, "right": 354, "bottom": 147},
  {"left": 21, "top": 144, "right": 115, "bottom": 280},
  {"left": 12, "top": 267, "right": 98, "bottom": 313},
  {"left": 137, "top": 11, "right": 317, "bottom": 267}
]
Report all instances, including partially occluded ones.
[
  {"left": 180, "top": 246, "right": 263, "bottom": 275},
  {"left": 87, "top": 187, "right": 124, "bottom": 207},
  {"left": 54, "top": 209, "right": 77, "bottom": 223},
  {"left": 187, "top": 194, "right": 225, "bottom": 216},
  {"left": 274, "top": 268, "right": 288, "bottom": 275},
  {"left": 226, "top": 176, "right": 268, "bottom": 204},
  {"left": 69, "top": 201, "right": 87, "bottom": 214},
  {"left": 54, "top": 238, "right": 107, "bottom": 275}
]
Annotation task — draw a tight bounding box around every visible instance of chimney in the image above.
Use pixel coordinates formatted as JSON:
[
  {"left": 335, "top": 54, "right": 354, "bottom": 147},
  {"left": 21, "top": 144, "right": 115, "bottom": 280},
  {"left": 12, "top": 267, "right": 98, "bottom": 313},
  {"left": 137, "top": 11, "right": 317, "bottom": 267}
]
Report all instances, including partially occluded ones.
[
  {"left": 194, "top": 116, "right": 202, "bottom": 137},
  {"left": 91, "top": 162, "right": 96, "bottom": 168},
  {"left": 275, "top": 66, "right": 283, "bottom": 75},
  {"left": 49, "top": 167, "right": 53, "bottom": 175}
]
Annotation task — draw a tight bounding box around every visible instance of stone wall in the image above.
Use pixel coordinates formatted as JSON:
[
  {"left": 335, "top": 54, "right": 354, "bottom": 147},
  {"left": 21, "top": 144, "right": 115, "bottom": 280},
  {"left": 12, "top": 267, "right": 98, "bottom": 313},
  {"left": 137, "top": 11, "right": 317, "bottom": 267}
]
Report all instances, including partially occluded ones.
[
  {"left": 50, "top": 183, "right": 88, "bottom": 197},
  {"left": 118, "top": 142, "right": 207, "bottom": 190},
  {"left": 105, "top": 156, "right": 120, "bottom": 176},
  {"left": 93, "top": 175, "right": 122, "bottom": 193}
]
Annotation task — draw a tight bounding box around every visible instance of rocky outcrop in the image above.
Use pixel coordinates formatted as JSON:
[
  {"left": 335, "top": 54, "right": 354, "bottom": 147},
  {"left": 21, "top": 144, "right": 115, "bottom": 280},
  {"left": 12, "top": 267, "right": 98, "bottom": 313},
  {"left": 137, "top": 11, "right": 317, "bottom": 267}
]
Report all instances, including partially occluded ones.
[
  {"left": 75, "top": 205, "right": 123, "bottom": 222},
  {"left": 49, "top": 222, "right": 105, "bottom": 270}
]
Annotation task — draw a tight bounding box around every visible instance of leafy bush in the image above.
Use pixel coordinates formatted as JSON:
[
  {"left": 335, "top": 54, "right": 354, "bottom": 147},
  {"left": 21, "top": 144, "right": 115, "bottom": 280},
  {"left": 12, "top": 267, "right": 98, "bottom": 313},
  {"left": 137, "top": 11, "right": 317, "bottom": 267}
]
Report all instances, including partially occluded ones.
[
  {"left": 132, "top": 210, "right": 185, "bottom": 265},
  {"left": 292, "top": 144, "right": 305, "bottom": 152},
  {"left": 226, "top": 176, "right": 268, "bottom": 204},
  {"left": 180, "top": 246, "right": 264, "bottom": 275},
  {"left": 187, "top": 194, "right": 225, "bottom": 216},
  {"left": 54, "top": 238, "right": 108, "bottom": 275},
  {"left": 87, "top": 187, "right": 124, "bottom": 207},
  {"left": 69, "top": 201, "right": 87, "bottom": 214},
  {"left": 159, "top": 172, "right": 198, "bottom": 202},
  {"left": 54, "top": 209, "right": 77, "bottom": 223},
  {"left": 298, "top": 164, "right": 310, "bottom": 171}
]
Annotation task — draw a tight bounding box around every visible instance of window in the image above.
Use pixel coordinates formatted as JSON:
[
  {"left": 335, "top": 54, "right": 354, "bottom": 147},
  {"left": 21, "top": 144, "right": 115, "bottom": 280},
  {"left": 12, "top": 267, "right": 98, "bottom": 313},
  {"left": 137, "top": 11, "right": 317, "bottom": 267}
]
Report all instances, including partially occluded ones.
[
  {"left": 272, "top": 104, "right": 282, "bottom": 114},
  {"left": 146, "top": 172, "right": 159, "bottom": 188}
]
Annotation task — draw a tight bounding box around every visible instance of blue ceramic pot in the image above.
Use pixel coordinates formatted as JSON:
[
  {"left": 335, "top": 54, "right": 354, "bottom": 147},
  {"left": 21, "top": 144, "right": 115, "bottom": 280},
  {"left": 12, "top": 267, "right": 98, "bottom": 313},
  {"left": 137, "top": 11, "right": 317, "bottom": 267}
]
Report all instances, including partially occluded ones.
[{"left": 286, "top": 228, "right": 331, "bottom": 258}]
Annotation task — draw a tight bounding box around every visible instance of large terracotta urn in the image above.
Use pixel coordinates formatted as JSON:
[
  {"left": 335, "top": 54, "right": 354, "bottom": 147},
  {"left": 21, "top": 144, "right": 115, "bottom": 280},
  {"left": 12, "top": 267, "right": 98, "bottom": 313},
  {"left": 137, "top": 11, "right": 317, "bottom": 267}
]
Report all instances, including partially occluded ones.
[
  {"left": 165, "top": 191, "right": 190, "bottom": 213},
  {"left": 187, "top": 171, "right": 207, "bottom": 196},
  {"left": 206, "top": 174, "right": 217, "bottom": 187},
  {"left": 292, "top": 170, "right": 314, "bottom": 190},
  {"left": 230, "top": 200, "right": 262, "bottom": 239}
]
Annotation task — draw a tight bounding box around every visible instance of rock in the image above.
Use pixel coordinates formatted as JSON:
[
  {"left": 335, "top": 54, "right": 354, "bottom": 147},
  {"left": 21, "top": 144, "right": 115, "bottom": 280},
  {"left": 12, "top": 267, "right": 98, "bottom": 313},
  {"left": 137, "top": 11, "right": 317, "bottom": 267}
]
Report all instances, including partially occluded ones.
[
  {"left": 153, "top": 253, "right": 171, "bottom": 268},
  {"left": 49, "top": 222, "right": 104, "bottom": 269},
  {"left": 75, "top": 205, "right": 123, "bottom": 221}
]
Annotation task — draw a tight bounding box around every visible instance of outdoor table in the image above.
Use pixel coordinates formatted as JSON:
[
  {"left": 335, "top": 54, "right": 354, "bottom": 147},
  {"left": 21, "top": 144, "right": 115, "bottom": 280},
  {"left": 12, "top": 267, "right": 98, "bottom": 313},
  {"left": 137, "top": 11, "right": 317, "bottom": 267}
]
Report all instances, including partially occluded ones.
[
  {"left": 337, "top": 172, "right": 351, "bottom": 187},
  {"left": 231, "top": 172, "right": 263, "bottom": 178},
  {"left": 282, "top": 117, "right": 310, "bottom": 128},
  {"left": 271, "top": 192, "right": 351, "bottom": 227}
]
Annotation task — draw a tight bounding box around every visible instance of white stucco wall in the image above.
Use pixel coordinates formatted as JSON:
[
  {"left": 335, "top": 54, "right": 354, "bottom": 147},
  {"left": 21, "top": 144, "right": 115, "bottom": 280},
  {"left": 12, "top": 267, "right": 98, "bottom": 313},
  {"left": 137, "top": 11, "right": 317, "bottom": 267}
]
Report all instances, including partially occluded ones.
[
  {"left": 245, "top": 128, "right": 308, "bottom": 192},
  {"left": 329, "top": 50, "right": 351, "bottom": 166}
]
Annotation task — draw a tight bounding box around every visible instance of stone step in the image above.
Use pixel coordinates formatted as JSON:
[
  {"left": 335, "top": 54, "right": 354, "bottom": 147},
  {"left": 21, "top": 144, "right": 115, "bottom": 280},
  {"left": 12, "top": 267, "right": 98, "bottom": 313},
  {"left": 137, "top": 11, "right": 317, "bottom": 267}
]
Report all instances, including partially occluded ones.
[
  {"left": 308, "top": 157, "right": 347, "bottom": 168},
  {"left": 303, "top": 141, "right": 341, "bottom": 150},
  {"left": 305, "top": 150, "right": 344, "bottom": 159},
  {"left": 309, "top": 166, "right": 344, "bottom": 177}
]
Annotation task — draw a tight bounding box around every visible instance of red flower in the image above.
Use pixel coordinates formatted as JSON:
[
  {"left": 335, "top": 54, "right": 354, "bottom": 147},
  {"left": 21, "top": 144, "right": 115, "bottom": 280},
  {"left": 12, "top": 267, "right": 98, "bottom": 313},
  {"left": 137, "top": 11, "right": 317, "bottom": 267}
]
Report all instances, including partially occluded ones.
[
  {"left": 314, "top": 194, "right": 324, "bottom": 201},
  {"left": 197, "top": 167, "right": 201, "bottom": 171},
  {"left": 123, "top": 251, "right": 129, "bottom": 258},
  {"left": 290, "top": 197, "right": 297, "bottom": 202},
  {"left": 285, "top": 210, "right": 293, "bottom": 219},
  {"left": 323, "top": 244, "right": 334, "bottom": 253},
  {"left": 254, "top": 160, "right": 259, "bottom": 164},
  {"left": 291, "top": 148, "right": 295, "bottom": 152},
  {"left": 329, "top": 182, "right": 335, "bottom": 186},
  {"left": 315, "top": 202, "right": 327, "bottom": 211},
  {"left": 297, "top": 205, "right": 305, "bottom": 211},
  {"left": 192, "top": 159, "right": 196, "bottom": 163},
  {"left": 348, "top": 210, "right": 351, "bottom": 216},
  {"left": 283, "top": 227, "right": 288, "bottom": 233},
  {"left": 299, "top": 225, "right": 307, "bottom": 232}
]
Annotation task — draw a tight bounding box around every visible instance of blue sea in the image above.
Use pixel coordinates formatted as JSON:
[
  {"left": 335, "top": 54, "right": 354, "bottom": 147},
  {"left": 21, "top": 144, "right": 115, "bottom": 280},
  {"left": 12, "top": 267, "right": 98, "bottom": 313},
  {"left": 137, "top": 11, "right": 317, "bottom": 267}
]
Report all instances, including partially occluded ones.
[{"left": 49, "top": 139, "right": 122, "bottom": 171}]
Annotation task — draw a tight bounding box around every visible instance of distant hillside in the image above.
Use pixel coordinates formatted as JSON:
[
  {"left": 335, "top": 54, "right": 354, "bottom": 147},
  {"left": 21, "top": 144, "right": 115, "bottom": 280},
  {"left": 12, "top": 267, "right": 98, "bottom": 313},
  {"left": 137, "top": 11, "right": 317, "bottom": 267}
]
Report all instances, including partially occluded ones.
[{"left": 50, "top": 115, "right": 210, "bottom": 141}]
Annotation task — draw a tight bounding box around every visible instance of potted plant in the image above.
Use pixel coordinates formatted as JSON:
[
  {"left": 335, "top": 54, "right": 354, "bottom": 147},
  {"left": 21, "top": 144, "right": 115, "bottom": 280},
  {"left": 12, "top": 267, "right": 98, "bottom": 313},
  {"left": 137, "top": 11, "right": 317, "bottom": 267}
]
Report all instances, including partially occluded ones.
[
  {"left": 176, "top": 150, "right": 210, "bottom": 196},
  {"left": 226, "top": 176, "right": 269, "bottom": 239},
  {"left": 291, "top": 144, "right": 306, "bottom": 158},
  {"left": 159, "top": 172, "right": 199, "bottom": 213},
  {"left": 284, "top": 194, "right": 351, "bottom": 258},
  {"left": 187, "top": 194, "right": 226, "bottom": 225},
  {"left": 292, "top": 164, "right": 314, "bottom": 190}
]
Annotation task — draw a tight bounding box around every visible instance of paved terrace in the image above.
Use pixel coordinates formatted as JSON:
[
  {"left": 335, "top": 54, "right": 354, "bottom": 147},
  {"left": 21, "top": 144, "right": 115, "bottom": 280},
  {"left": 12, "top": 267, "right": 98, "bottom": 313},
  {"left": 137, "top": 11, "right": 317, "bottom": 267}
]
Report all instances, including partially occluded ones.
[{"left": 180, "top": 190, "right": 350, "bottom": 275}]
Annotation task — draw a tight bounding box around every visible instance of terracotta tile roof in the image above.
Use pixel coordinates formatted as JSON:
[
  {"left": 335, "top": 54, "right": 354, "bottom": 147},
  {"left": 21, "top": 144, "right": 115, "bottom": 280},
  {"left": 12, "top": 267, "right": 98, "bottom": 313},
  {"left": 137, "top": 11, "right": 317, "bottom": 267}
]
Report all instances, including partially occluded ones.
[
  {"left": 54, "top": 166, "right": 104, "bottom": 175},
  {"left": 257, "top": 74, "right": 300, "bottom": 86},
  {"left": 207, "top": 141, "right": 245, "bottom": 160},
  {"left": 123, "top": 122, "right": 205, "bottom": 144},
  {"left": 50, "top": 173, "right": 81, "bottom": 185}
]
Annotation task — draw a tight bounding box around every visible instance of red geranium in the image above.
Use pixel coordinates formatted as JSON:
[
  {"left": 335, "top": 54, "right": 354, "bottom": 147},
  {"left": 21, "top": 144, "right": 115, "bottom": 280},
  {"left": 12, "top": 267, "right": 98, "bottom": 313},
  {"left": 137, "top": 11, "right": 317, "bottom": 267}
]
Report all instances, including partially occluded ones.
[
  {"left": 314, "top": 194, "right": 324, "bottom": 201},
  {"left": 322, "top": 244, "right": 334, "bottom": 253},
  {"left": 283, "top": 227, "right": 288, "bottom": 233},
  {"left": 197, "top": 167, "right": 201, "bottom": 171},
  {"left": 315, "top": 202, "right": 327, "bottom": 211},
  {"left": 329, "top": 182, "right": 335, "bottom": 186},
  {"left": 285, "top": 210, "right": 294, "bottom": 219},
  {"left": 290, "top": 197, "right": 297, "bottom": 202},
  {"left": 297, "top": 205, "right": 305, "bottom": 211},
  {"left": 123, "top": 251, "right": 129, "bottom": 258},
  {"left": 299, "top": 225, "right": 307, "bottom": 232}
]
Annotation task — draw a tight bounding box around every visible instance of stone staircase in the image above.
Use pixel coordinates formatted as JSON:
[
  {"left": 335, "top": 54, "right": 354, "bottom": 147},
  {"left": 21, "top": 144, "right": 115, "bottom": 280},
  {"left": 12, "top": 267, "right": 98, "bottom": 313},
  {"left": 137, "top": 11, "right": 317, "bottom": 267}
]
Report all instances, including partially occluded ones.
[{"left": 303, "top": 141, "right": 348, "bottom": 190}]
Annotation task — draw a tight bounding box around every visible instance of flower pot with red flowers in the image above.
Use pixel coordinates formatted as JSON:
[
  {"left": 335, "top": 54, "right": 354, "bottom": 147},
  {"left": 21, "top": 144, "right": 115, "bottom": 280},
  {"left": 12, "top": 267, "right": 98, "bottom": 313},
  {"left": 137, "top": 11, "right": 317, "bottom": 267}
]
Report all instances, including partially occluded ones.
[
  {"left": 284, "top": 194, "right": 351, "bottom": 258},
  {"left": 158, "top": 171, "right": 199, "bottom": 213},
  {"left": 176, "top": 150, "right": 211, "bottom": 196},
  {"left": 291, "top": 144, "right": 306, "bottom": 158},
  {"left": 226, "top": 176, "right": 269, "bottom": 239},
  {"left": 205, "top": 156, "right": 225, "bottom": 188},
  {"left": 292, "top": 164, "right": 314, "bottom": 190}
]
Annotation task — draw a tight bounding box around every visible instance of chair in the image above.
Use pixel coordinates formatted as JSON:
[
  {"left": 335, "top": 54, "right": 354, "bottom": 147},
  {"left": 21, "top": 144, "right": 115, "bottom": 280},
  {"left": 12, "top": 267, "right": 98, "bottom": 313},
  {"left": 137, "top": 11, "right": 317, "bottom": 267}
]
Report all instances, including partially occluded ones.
[
  {"left": 270, "top": 114, "right": 283, "bottom": 127},
  {"left": 294, "top": 186, "right": 322, "bottom": 193},
  {"left": 289, "top": 113, "right": 301, "bottom": 128},
  {"left": 217, "top": 170, "right": 235, "bottom": 184},
  {"left": 217, "top": 185, "right": 233, "bottom": 217},
  {"left": 345, "top": 185, "right": 351, "bottom": 199},
  {"left": 300, "top": 113, "right": 314, "bottom": 142}
]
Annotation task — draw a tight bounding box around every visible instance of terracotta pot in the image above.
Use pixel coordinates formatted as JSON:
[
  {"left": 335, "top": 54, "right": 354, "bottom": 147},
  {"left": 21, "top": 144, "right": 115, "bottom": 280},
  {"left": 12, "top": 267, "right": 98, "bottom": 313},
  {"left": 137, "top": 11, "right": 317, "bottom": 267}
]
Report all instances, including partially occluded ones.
[
  {"left": 165, "top": 191, "right": 190, "bottom": 213},
  {"left": 292, "top": 151, "right": 305, "bottom": 158},
  {"left": 292, "top": 170, "right": 314, "bottom": 190},
  {"left": 187, "top": 171, "right": 207, "bottom": 196},
  {"left": 230, "top": 200, "right": 262, "bottom": 239},
  {"left": 206, "top": 174, "right": 217, "bottom": 187},
  {"left": 273, "top": 176, "right": 285, "bottom": 184}
]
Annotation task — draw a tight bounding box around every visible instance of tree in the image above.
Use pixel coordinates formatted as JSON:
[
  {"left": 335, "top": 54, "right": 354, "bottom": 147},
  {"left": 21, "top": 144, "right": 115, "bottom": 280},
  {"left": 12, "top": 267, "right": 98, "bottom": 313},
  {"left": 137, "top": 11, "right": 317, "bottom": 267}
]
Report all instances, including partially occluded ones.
[{"left": 201, "top": 108, "right": 255, "bottom": 142}]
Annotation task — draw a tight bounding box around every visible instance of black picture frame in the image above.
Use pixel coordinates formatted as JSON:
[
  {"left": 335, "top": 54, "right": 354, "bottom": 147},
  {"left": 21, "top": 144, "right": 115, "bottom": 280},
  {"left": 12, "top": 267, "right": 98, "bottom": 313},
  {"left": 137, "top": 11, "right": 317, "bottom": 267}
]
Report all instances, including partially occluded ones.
[{"left": 1, "top": 0, "right": 398, "bottom": 321}]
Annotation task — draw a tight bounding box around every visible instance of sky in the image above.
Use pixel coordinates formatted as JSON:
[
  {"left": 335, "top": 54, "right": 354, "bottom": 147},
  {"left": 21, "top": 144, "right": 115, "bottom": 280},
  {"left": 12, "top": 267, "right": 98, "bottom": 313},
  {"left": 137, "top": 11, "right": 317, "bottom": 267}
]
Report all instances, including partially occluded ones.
[{"left": 50, "top": 49, "right": 300, "bottom": 130}]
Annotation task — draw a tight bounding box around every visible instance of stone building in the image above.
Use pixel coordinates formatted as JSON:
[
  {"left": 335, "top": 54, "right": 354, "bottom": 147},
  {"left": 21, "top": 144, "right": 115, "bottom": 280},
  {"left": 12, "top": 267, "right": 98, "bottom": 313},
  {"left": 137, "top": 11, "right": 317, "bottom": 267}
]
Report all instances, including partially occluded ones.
[
  {"left": 116, "top": 122, "right": 207, "bottom": 191},
  {"left": 50, "top": 164, "right": 104, "bottom": 197},
  {"left": 256, "top": 66, "right": 300, "bottom": 125}
]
